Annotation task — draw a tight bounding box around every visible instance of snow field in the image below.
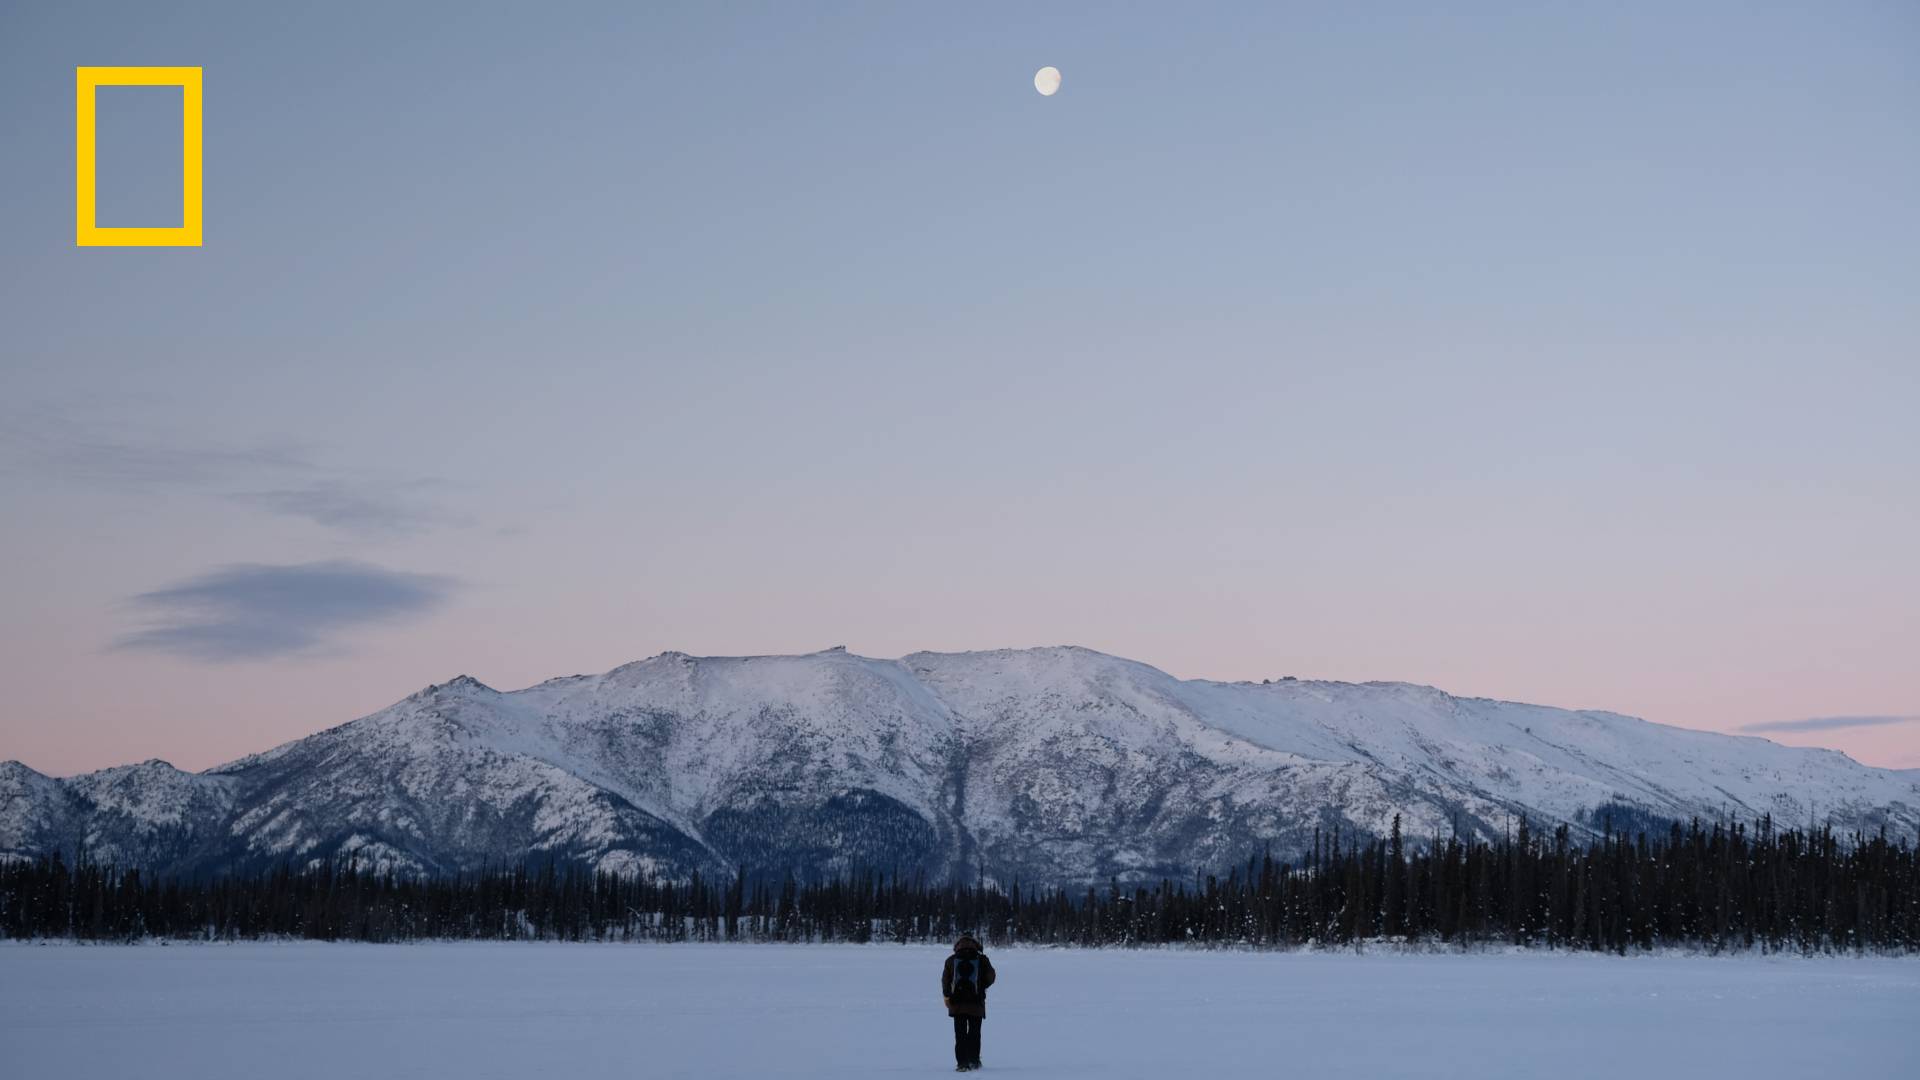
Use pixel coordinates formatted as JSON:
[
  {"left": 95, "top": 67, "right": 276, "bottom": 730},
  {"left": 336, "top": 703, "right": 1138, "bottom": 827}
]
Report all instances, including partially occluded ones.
[{"left": 1, "top": 942, "right": 1914, "bottom": 1080}]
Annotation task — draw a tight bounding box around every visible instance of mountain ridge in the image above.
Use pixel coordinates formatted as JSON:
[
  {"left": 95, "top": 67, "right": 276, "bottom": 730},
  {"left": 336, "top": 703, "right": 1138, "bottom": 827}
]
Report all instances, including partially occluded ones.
[{"left": 4, "top": 646, "right": 1916, "bottom": 885}]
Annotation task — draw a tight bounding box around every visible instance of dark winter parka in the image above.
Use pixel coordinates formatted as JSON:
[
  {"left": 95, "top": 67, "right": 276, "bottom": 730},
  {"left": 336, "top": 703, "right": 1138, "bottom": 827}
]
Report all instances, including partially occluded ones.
[{"left": 941, "top": 935, "right": 997, "bottom": 1018}]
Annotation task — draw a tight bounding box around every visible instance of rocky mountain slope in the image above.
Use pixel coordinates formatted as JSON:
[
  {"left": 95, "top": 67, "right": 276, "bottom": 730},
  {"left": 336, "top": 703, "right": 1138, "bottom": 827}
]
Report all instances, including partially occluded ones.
[{"left": 4, "top": 647, "right": 1916, "bottom": 885}]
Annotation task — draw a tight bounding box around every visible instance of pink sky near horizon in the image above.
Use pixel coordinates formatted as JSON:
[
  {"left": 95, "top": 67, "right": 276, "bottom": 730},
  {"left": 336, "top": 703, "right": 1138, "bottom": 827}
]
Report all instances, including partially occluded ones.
[{"left": 4, "top": 608, "right": 1916, "bottom": 778}]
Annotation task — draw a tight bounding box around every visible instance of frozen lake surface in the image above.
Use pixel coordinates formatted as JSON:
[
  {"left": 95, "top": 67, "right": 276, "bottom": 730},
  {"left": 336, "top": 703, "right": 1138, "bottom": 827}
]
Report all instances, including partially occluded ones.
[{"left": 2, "top": 943, "right": 1915, "bottom": 1079}]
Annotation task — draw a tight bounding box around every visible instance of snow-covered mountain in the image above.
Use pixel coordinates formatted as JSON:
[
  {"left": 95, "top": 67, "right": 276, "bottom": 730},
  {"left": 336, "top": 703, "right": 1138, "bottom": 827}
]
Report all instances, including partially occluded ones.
[{"left": 4, "top": 647, "right": 1916, "bottom": 884}]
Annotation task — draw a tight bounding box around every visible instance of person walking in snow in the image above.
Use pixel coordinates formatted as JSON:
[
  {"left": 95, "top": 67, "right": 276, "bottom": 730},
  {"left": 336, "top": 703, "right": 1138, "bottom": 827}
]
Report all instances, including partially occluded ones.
[{"left": 941, "top": 933, "right": 996, "bottom": 1072}]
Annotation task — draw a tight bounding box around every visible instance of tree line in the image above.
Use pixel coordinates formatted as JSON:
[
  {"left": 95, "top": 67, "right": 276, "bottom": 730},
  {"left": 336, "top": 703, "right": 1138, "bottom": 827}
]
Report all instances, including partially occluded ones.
[{"left": 2, "top": 815, "right": 1913, "bottom": 953}]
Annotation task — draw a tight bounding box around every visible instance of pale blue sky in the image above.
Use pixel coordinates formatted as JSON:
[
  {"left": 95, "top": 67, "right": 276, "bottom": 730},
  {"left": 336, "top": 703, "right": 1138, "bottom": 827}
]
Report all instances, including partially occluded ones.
[{"left": 1, "top": 2, "right": 1916, "bottom": 774}]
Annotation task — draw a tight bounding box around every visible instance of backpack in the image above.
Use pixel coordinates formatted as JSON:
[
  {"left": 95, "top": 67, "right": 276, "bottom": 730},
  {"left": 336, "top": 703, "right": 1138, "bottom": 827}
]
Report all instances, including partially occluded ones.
[{"left": 950, "top": 955, "right": 983, "bottom": 1002}]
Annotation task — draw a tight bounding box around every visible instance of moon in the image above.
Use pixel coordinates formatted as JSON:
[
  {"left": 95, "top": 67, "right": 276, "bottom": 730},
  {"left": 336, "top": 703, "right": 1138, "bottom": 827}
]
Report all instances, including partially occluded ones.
[{"left": 1034, "top": 66, "right": 1061, "bottom": 97}]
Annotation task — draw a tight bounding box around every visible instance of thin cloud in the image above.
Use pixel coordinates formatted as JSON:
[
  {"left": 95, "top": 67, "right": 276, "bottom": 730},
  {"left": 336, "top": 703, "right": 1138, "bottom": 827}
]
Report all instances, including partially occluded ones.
[
  {"left": 1739, "top": 715, "right": 1920, "bottom": 734},
  {"left": 115, "top": 560, "right": 458, "bottom": 662},
  {"left": 226, "top": 481, "right": 451, "bottom": 537},
  {"left": 8, "top": 411, "right": 460, "bottom": 538},
  {"left": 11, "top": 419, "right": 316, "bottom": 490}
]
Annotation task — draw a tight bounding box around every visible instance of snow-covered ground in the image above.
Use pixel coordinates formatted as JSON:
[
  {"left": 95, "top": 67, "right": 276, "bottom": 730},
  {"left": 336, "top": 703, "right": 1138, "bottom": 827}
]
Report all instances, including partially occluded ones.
[{"left": 2, "top": 943, "right": 1914, "bottom": 1079}]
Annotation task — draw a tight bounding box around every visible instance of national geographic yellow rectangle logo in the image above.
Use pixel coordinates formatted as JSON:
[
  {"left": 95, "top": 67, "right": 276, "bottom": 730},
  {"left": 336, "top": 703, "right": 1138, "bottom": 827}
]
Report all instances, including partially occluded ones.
[{"left": 75, "top": 66, "right": 203, "bottom": 247}]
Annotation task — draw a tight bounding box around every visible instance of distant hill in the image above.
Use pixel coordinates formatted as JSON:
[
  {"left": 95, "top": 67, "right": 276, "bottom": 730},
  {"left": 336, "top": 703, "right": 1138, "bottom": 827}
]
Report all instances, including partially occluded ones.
[{"left": 5, "top": 647, "right": 1915, "bottom": 885}]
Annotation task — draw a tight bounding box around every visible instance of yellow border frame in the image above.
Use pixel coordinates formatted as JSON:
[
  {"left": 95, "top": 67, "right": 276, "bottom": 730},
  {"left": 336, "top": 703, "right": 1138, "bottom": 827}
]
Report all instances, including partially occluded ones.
[{"left": 76, "top": 66, "right": 203, "bottom": 247}]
